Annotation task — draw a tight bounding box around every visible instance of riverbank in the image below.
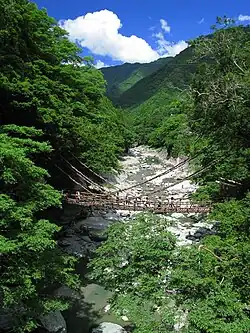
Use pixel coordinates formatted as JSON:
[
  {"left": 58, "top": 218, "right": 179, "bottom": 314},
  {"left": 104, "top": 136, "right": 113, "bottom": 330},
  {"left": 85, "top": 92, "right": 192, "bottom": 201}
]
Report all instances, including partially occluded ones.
[{"left": 57, "top": 146, "right": 213, "bottom": 333}]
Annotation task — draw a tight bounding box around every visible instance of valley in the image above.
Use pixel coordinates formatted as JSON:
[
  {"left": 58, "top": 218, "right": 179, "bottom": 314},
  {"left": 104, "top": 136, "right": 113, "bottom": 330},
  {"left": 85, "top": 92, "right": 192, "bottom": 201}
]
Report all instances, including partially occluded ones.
[
  {"left": 60, "top": 146, "right": 214, "bottom": 333},
  {"left": 0, "top": 2, "right": 249, "bottom": 333}
]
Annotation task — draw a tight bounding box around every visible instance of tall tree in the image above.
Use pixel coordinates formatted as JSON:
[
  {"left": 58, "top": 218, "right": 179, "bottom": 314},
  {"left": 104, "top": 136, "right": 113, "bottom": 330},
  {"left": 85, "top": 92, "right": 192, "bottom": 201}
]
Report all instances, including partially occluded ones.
[
  {"left": 0, "top": 0, "right": 131, "bottom": 331},
  {"left": 190, "top": 18, "right": 250, "bottom": 200},
  {"left": 0, "top": 125, "right": 78, "bottom": 332},
  {"left": 0, "top": 0, "right": 130, "bottom": 174}
]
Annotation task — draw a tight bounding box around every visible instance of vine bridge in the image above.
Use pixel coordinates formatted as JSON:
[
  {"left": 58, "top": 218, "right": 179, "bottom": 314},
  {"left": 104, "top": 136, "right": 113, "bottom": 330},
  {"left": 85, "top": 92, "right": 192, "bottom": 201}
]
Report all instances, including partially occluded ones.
[
  {"left": 61, "top": 154, "right": 212, "bottom": 213},
  {"left": 64, "top": 192, "right": 211, "bottom": 213}
]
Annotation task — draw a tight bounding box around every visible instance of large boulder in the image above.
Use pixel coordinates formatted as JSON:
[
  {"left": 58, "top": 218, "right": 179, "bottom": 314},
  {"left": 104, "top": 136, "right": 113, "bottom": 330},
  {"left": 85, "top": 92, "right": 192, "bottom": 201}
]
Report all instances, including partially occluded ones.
[
  {"left": 92, "top": 322, "right": 126, "bottom": 333},
  {"left": 40, "top": 311, "right": 67, "bottom": 333}
]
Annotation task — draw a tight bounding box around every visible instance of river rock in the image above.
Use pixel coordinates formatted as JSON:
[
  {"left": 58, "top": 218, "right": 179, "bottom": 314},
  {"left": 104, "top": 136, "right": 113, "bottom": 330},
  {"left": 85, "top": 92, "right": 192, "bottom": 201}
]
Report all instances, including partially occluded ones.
[
  {"left": 80, "top": 235, "right": 92, "bottom": 242},
  {"left": 162, "top": 216, "right": 178, "bottom": 222},
  {"left": 186, "top": 234, "right": 197, "bottom": 242},
  {"left": 92, "top": 322, "right": 126, "bottom": 333},
  {"left": 60, "top": 204, "right": 87, "bottom": 225},
  {"left": 186, "top": 227, "right": 216, "bottom": 241},
  {"left": 54, "top": 286, "right": 79, "bottom": 300},
  {"left": 104, "top": 304, "right": 111, "bottom": 313},
  {"left": 89, "top": 233, "right": 108, "bottom": 242},
  {"left": 40, "top": 311, "right": 67, "bottom": 333},
  {"left": 76, "top": 224, "right": 90, "bottom": 235},
  {"left": 58, "top": 240, "right": 71, "bottom": 247}
]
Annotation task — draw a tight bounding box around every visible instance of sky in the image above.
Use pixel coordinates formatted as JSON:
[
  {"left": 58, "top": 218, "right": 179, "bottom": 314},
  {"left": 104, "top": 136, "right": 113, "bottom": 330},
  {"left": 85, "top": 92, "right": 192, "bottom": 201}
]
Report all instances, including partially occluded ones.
[{"left": 34, "top": 0, "right": 250, "bottom": 68}]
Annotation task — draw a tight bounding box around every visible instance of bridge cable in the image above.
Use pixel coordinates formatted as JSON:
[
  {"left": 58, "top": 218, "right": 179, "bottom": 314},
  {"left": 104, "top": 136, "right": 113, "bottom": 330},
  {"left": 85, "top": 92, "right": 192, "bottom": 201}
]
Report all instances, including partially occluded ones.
[
  {"left": 114, "top": 152, "right": 201, "bottom": 194},
  {"left": 145, "top": 157, "right": 222, "bottom": 197},
  {"left": 60, "top": 155, "right": 106, "bottom": 192},
  {"left": 54, "top": 164, "right": 92, "bottom": 193},
  {"left": 69, "top": 153, "right": 108, "bottom": 184}
]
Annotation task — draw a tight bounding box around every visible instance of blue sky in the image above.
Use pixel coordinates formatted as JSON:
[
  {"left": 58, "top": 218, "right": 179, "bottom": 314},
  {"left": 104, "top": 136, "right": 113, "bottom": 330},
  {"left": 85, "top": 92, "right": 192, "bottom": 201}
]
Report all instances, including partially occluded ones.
[{"left": 34, "top": 0, "right": 250, "bottom": 67}]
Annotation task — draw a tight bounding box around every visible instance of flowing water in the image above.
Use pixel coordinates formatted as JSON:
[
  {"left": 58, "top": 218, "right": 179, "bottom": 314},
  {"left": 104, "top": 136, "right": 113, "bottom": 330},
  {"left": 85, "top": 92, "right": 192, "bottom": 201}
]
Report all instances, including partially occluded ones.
[{"left": 60, "top": 146, "right": 212, "bottom": 333}]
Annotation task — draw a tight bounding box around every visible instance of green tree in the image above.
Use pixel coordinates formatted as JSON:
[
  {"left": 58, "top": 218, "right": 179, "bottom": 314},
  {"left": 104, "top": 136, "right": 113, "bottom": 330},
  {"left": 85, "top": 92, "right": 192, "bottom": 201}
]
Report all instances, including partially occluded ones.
[
  {"left": 0, "top": 0, "right": 130, "bottom": 173},
  {"left": 88, "top": 214, "right": 176, "bottom": 333},
  {"left": 0, "top": 0, "right": 132, "bottom": 331},
  {"left": 148, "top": 113, "right": 191, "bottom": 156},
  {"left": 169, "top": 197, "right": 250, "bottom": 333},
  {"left": 0, "top": 125, "right": 78, "bottom": 332},
  {"left": 189, "top": 18, "right": 250, "bottom": 200}
]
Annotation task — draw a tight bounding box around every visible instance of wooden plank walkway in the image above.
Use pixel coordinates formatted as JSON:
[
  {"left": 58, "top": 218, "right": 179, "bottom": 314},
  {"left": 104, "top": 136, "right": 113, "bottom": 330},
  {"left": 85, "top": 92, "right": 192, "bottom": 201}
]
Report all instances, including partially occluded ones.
[{"left": 64, "top": 191, "right": 211, "bottom": 213}]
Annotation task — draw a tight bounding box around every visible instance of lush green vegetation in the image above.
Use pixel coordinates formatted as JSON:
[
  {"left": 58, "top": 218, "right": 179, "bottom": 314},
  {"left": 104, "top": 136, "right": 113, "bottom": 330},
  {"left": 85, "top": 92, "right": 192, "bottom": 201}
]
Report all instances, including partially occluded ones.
[
  {"left": 89, "top": 19, "right": 250, "bottom": 333},
  {"left": 132, "top": 96, "right": 194, "bottom": 156},
  {"left": 0, "top": 0, "right": 132, "bottom": 173},
  {"left": 0, "top": 125, "right": 78, "bottom": 331},
  {"left": 106, "top": 44, "right": 197, "bottom": 154},
  {"left": 101, "top": 57, "right": 172, "bottom": 104},
  {"left": 0, "top": 0, "right": 132, "bottom": 331},
  {"left": 118, "top": 46, "right": 194, "bottom": 109},
  {"left": 1, "top": 2, "right": 249, "bottom": 332}
]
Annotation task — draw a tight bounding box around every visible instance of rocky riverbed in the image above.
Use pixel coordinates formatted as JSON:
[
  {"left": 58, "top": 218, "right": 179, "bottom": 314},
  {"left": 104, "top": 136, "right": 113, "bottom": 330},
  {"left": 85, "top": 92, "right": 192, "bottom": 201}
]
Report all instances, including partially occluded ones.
[{"left": 53, "top": 146, "right": 215, "bottom": 333}]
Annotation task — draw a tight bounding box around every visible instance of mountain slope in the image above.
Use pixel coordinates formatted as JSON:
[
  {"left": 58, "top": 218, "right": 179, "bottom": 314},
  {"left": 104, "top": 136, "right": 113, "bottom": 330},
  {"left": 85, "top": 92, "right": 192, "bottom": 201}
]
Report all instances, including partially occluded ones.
[
  {"left": 117, "top": 46, "right": 195, "bottom": 109},
  {"left": 101, "top": 57, "right": 173, "bottom": 103},
  {"left": 100, "top": 45, "right": 196, "bottom": 146}
]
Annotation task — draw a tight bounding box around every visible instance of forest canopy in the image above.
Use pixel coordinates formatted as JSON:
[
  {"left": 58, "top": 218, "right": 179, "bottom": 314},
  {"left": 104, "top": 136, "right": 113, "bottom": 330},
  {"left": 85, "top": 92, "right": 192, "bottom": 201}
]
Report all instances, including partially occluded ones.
[
  {"left": 0, "top": 0, "right": 132, "bottom": 331},
  {"left": 89, "top": 18, "right": 250, "bottom": 333}
]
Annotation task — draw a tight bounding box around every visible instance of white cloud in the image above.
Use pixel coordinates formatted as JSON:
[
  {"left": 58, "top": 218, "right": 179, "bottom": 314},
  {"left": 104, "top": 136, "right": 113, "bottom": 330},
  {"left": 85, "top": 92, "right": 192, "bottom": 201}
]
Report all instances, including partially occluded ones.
[
  {"left": 154, "top": 32, "right": 188, "bottom": 57},
  {"left": 60, "top": 10, "right": 188, "bottom": 64},
  {"left": 160, "top": 19, "right": 171, "bottom": 33},
  {"left": 95, "top": 60, "right": 108, "bottom": 69},
  {"left": 60, "top": 10, "right": 158, "bottom": 63},
  {"left": 198, "top": 18, "right": 205, "bottom": 24},
  {"left": 238, "top": 14, "right": 250, "bottom": 22},
  {"left": 149, "top": 25, "right": 156, "bottom": 31}
]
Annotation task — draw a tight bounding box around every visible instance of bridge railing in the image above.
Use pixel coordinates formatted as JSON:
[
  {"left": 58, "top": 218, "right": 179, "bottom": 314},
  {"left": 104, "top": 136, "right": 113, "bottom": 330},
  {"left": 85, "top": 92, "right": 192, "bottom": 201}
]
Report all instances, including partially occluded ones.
[{"left": 63, "top": 191, "right": 211, "bottom": 213}]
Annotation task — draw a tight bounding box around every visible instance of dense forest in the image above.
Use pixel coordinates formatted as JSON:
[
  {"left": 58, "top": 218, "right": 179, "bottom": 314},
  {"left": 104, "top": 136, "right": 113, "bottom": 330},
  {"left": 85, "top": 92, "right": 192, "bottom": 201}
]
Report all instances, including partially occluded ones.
[
  {"left": 0, "top": 0, "right": 249, "bottom": 332},
  {"left": 101, "top": 57, "right": 172, "bottom": 104},
  {"left": 90, "top": 17, "right": 250, "bottom": 333},
  {"left": 0, "top": 0, "right": 132, "bottom": 331}
]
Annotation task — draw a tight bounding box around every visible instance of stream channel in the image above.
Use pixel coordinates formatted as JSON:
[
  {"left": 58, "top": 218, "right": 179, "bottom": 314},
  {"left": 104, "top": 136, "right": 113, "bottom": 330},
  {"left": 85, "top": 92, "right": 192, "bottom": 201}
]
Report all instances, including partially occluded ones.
[{"left": 58, "top": 146, "right": 214, "bottom": 333}]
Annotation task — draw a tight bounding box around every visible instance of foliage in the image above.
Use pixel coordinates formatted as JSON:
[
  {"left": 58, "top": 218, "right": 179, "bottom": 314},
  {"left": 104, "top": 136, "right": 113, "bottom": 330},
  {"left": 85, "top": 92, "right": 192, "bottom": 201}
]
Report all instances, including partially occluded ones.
[
  {"left": 89, "top": 201, "right": 250, "bottom": 333},
  {"left": 188, "top": 18, "right": 250, "bottom": 200},
  {"left": 169, "top": 197, "right": 250, "bottom": 333},
  {"left": 0, "top": 0, "right": 131, "bottom": 173},
  {"left": 101, "top": 57, "right": 172, "bottom": 104},
  {"left": 89, "top": 18, "right": 250, "bottom": 333},
  {"left": 0, "top": 0, "right": 132, "bottom": 331},
  {"left": 88, "top": 214, "right": 176, "bottom": 332},
  {"left": 89, "top": 213, "right": 176, "bottom": 295},
  {"left": 0, "top": 126, "right": 79, "bottom": 332},
  {"left": 148, "top": 113, "right": 190, "bottom": 156}
]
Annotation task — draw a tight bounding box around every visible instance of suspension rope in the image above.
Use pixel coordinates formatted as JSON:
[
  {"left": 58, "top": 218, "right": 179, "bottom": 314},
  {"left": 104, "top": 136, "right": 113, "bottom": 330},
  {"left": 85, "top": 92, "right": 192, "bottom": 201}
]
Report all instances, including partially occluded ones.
[
  {"left": 145, "top": 158, "right": 221, "bottom": 197},
  {"left": 54, "top": 164, "right": 92, "bottom": 193},
  {"left": 115, "top": 152, "right": 202, "bottom": 194},
  {"left": 60, "top": 155, "right": 105, "bottom": 192},
  {"left": 69, "top": 153, "right": 107, "bottom": 183}
]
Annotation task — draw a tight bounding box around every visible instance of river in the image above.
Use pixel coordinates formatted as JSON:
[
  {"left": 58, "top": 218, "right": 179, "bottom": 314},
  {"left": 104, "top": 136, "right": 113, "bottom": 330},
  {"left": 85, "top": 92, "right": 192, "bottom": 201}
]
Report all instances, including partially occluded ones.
[{"left": 59, "top": 146, "right": 213, "bottom": 333}]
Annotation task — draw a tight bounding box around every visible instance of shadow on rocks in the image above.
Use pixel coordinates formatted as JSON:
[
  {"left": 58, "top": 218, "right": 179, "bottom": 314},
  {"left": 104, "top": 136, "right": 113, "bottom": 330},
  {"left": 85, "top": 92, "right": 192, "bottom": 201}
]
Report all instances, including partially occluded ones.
[{"left": 63, "top": 298, "right": 101, "bottom": 333}]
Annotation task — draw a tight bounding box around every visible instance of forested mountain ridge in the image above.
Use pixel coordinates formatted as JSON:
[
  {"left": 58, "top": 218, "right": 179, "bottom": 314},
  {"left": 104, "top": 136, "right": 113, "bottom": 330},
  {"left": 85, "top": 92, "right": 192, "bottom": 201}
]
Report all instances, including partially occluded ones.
[
  {"left": 117, "top": 46, "right": 194, "bottom": 108},
  {"left": 100, "top": 46, "right": 196, "bottom": 147},
  {"left": 100, "top": 57, "right": 173, "bottom": 104}
]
